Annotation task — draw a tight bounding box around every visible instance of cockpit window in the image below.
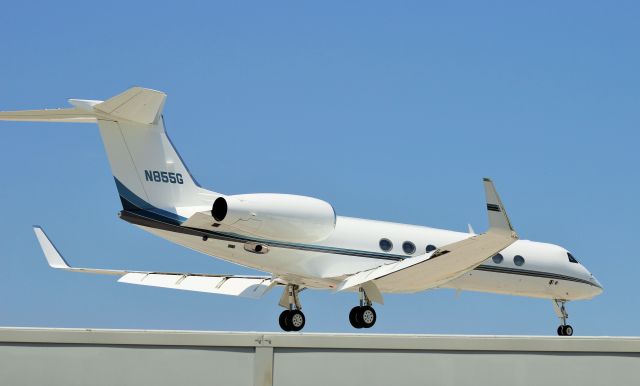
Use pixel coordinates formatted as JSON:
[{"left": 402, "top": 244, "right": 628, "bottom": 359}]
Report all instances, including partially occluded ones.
[{"left": 567, "top": 253, "right": 579, "bottom": 264}]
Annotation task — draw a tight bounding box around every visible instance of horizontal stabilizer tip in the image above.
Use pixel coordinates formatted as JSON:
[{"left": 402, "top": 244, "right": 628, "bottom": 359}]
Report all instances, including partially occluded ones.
[{"left": 94, "top": 87, "right": 166, "bottom": 124}]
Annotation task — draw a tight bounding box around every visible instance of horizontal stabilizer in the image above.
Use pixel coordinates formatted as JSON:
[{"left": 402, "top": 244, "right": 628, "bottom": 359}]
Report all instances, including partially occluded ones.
[
  {"left": 33, "top": 226, "right": 278, "bottom": 299},
  {"left": 0, "top": 108, "right": 96, "bottom": 123},
  {"left": 0, "top": 87, "right": 165, "bottom": 125}
]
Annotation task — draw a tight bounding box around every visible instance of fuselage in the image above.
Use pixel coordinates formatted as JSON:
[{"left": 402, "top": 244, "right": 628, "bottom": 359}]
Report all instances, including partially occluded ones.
[{"left": 133, "top": 213, "right": 603, "bottom": 302}]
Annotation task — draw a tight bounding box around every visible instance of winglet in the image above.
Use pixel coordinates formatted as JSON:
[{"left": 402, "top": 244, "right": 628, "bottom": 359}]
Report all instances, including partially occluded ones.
[
  {"left": 483, "top": 178, "right": 518, "bottom": 239},
  {"left": 33, "top": 226, "right": 71, "bottom": 269}
]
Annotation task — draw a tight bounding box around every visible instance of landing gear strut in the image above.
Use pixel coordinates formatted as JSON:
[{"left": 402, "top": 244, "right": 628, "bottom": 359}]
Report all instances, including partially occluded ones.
[
  {"left": 349, "top": 287, "right": 377, "bottom": 329},
  {"left": 278, "top": 284, "right": 305, "bottom": 332},
  {"left": 553, "top": 299, "right": 573, "bottom": 336}
]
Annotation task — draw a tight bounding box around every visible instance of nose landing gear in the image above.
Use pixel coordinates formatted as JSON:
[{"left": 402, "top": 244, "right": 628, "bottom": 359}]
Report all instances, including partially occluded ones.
[
  {"left": 349, "top": 287, "right": 377, "bottom": 329},
  {"left": 553, "top": 299, "right": 573, "bottom": 336}
]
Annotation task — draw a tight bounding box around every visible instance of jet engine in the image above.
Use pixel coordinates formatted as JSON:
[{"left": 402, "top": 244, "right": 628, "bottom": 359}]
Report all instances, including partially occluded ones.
[{"left": 211, "top": 194, "right": 336, "bottom": 243}]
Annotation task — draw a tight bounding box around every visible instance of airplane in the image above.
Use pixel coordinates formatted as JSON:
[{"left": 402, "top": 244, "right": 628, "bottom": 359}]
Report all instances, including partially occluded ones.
[{"left": 0, "top": 87, "right": 602, "bottom": 335}]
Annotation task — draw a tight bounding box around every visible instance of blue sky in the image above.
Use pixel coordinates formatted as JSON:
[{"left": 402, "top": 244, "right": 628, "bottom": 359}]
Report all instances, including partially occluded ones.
[{"left": 0, "top": 1, "right": 638, "bottom": 335}]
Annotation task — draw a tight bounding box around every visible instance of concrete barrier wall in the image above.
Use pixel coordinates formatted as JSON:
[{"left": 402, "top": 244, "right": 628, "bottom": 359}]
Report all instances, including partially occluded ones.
[{"left": 0, "top": 328, "right": 638, "bottom": 386}]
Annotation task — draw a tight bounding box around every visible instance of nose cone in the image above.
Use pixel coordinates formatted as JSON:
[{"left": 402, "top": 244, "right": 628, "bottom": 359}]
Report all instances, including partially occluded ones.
[{"left": 586, "top": 274, "right": 604, "bottom": 298}]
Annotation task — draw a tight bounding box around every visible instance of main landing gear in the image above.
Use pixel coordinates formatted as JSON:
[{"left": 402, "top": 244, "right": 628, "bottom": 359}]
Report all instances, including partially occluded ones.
[
  {"left": 349, "top": 287, "right": 377, "bottom": 329},
  {"left": 277, "top": 284, "right": 378, "bottom": 331},
  {"left": 279, "top": 284, "right": 305, "bottom": 332},
  {"left": 553, "top": 299, "right": 573, "bottom": 336}
]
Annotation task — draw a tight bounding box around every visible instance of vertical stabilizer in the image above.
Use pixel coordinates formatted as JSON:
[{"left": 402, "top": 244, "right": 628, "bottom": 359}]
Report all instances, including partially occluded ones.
[{"left": 0, "top": 87, "right": 216, "bottom": 224}]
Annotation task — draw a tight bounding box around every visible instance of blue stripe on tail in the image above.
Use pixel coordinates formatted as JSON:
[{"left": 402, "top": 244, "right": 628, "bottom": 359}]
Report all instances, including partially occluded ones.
[{"left": 114, "top": 178, "right": 188, "bottom": 224}]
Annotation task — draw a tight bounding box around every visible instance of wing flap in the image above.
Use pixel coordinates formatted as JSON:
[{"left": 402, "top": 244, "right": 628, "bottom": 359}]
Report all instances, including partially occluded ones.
[{"left": 118, "top": 273, "right": 274, "bottom": 299}]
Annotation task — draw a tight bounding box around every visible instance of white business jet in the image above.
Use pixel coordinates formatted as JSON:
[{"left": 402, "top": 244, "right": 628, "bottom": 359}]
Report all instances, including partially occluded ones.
[{"left": 0, "top": 88, "right": 602, "bottom": 335}]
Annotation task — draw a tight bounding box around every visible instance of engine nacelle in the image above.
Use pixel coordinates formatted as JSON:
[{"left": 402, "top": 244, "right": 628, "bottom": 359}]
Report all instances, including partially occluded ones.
[{"left": 211, "top": 193, "right": 336, "bottom": 243}]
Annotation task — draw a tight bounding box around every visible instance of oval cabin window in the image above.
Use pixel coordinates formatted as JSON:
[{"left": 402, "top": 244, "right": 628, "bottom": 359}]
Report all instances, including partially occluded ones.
[
  {"left": 514, "top": 255, "right": 525, "bottom": 266},
  {"left": 402, "top": 241, "right": 416, "bottom": 255},
  {"left": 379, "top": 238, "right": 393, "bottom": 252}
]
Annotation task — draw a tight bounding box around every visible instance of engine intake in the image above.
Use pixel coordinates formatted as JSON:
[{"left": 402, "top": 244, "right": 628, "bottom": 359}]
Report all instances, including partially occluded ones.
[{"left": 212, "top": 197, "right": 228, "bottom": 222}]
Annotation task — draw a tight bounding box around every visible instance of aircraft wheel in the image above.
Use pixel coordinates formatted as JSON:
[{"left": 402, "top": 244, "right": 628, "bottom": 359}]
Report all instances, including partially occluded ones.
[
  {"left": 279, "top": 310, "right": 292, "bottom": 332},
  {"left": 349, "top": 307, "right": 363, "bottom": 329},
  {"left": 557, "top": 325, "right": 574, "bottom": 336},
  {"left": 287, "top": 310, "right": 305, "bottom": 332},
  {"left": 358, "top": 306, "right": 377, "bottom": 328},
  {"left": 563, "top": 325, "right": 573, "bottom": 336}
]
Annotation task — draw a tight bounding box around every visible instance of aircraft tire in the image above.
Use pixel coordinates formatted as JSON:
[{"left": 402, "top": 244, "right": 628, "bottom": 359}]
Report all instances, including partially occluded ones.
[
  {"left": 557, "top": 325, "right": 574, "bottom": 336},
  {"left": 279, "top": 310, "right": 292, "bottom": 332},
  {"left": 349, "top": 307, "right": 363, "bottom": 329}
]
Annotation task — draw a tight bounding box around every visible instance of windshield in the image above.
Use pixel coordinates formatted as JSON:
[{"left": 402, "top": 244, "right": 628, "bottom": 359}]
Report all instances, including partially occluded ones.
[{"left": 567, "top": 252, "right": 579, "bottom": 264}]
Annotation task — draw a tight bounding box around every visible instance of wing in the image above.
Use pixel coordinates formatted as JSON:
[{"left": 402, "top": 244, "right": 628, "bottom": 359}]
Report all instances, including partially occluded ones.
[
  {"left": 33, "top": 226, "right": 279, "bottom": 299},
  {"left": 337, "top": 178, "right": 519, "bottom": 297}
]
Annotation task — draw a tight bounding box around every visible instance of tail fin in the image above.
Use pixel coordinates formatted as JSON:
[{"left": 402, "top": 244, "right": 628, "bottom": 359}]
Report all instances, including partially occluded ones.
[{"left": 0, "top": 87, "right": 215, "bottom": 224}]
